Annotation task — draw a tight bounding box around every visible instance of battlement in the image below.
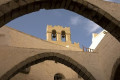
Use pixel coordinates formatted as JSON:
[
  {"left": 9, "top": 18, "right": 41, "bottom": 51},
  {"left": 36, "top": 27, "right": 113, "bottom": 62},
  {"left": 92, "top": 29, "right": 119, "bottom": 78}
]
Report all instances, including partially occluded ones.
[{"left": 47, "top": 25, "right": 70, "bottom": 34}]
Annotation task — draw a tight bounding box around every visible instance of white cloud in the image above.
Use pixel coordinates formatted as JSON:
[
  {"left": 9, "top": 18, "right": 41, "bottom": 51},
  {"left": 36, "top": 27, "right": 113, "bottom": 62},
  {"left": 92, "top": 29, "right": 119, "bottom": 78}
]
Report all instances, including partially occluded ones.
[
  {"left": 104, "top": 0, "right": 113, "bottom": 1},
  {"left": 70, "top": 16, "right": 81, "bottom": 26},
  {"left": 70, "top": 16, "right": 102, "bottom": 35},
  {"left": 85, "top": 21, "right": 101, "bottom": 34}
]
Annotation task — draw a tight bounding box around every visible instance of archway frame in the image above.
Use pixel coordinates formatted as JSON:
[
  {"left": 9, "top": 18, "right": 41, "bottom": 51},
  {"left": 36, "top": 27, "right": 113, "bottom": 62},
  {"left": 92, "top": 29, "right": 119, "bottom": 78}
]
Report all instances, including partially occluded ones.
[
  {"left": 0, "top": 0, "right": 120, "bottom": 41},
  {"left": 0, "top": 52, "right": 96, "bottom": 80},
  {"left": 111, "top": 57, "right": 120, "bottom": 80}
]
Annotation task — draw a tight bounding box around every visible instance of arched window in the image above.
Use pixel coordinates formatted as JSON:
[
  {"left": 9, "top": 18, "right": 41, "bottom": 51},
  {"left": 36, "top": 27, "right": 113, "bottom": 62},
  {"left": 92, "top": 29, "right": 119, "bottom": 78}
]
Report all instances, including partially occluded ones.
[
  {"left": 54, "top": 73, "right": 65, "bottom": 80},
  {"left": 61, "top": 31, "right": 66, "bottom": 42},
  {"left": 52, "top": 30, "right": 57, "bottom": 41}
]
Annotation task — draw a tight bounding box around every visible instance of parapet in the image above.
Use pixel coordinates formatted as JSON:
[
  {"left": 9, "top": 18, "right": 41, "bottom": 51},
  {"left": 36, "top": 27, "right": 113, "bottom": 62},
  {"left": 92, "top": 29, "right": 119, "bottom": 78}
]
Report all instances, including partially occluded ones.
[{"left": 46, "top": 25, "right": 70, "bottom": 34}]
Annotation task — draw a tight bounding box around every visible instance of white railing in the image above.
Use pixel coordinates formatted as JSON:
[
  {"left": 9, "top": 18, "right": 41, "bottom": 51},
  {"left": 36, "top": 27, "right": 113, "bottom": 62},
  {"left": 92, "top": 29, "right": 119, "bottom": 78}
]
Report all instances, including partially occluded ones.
[{"left": 82, "top": 46, "right": 94, "bottom": 52}]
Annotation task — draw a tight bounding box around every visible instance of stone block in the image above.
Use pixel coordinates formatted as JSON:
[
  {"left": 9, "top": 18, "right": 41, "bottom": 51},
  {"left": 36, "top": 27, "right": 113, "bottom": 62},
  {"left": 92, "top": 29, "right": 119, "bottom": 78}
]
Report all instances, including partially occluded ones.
[
  {"left": 9, "top": 1, "right": 19, "bottom": 9},
  {"left": 82, "top": 0, "right": 88, "bottom": 7},
  {"left": 97, "top": 8, "right": 106, "bottom": 15},
  {"left": 41, "top": 2, "right": 51, "bottom": 9},
  {"left": 18, "top": 0, "right": 27, "bottom": 6},
  {"left": 92, "top": 11, "right": 103, "bottom": 23},
  {"left": 4, "top": 12, "right": 12, "bottom": 24},
  {"left": 11, "top": 8, "right": 20, "bottom": 19},
  {"left": 50, "top": 0, "right": 56, "bottom": 9},
  {"left": 105, "top": 22, "right": 116, "bottom": 33},
  {"left": 0, "top": 4, "right": 11, "bottom": 14},
  {"left": 55, "top": 2, "right": 61, "bottom": 8},
  {"left": 111, "top": 18, "right": 120, "bottom": 28},
  {"left": 0, "top": 15, "right": 5, "bottom": 27},
  {"left": 27, "top": 3, "right": 34, "bottom": 13},
  {"left": 19, "top": 5, "right": 27, "bottom": 15},
  {"left": 74, "top": 5, "right": 79, "bottom": 13},
  {"left": 60, "top": 0, "right": 66, "bottom": 8},
  {"left": 98, "top": 16, "right": 110, "bottom": 28},
  {"left": 65, "top": 0, "right": 71, "bottom": 9},
  {"left": 69, "top": 4, "right": 74, "bottom": 11},
  {"left": 34, "top": 2, "right": 41, "bottom": 11},
  {"left": 21, "top": 67, "right": 31, "bottom": 74},
  {"left": 75, "top": 0, "right": 83, "bottom": 4},
  {"left": 113, "top": 28, "right": 120, "bottom": 37},
  {"left": 25, "top": 0, "right": 34, "bottom": 4}
]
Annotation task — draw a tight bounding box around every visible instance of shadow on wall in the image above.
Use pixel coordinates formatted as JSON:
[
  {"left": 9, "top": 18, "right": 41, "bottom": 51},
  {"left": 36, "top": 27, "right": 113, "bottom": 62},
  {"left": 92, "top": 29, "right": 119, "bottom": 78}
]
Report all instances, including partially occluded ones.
[{"left": 111, "top": 57, "right": 120, "bottom": 80}]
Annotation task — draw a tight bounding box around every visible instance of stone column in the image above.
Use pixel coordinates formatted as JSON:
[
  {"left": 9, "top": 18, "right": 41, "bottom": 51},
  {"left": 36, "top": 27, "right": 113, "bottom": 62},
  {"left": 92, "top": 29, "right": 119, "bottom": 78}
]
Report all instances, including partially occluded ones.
[
  {"left": 57, "top": 32, "right": 61, "bottom": 42},
  {"left": 46, "top": 32, "right": 52, "bottom": 41},
  {"left": 66, "top": 33, "right": 71, "bottom": 43}
]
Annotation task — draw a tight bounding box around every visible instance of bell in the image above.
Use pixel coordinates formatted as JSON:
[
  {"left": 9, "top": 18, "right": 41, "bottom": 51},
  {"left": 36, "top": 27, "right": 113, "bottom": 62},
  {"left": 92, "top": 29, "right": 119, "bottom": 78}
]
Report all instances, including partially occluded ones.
[
  {"left": 52, "top": 34, "right": 56, "bottom": 38},
  {"left": 62, "top": 35, "right": 65, "bottom": 38}
]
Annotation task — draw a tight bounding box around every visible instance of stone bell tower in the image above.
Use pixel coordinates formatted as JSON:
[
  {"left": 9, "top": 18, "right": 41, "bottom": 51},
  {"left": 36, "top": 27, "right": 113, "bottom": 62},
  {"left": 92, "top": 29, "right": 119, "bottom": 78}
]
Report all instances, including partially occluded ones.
[{"left": 46, "top": 25, "right": 81, "bottom": 50}]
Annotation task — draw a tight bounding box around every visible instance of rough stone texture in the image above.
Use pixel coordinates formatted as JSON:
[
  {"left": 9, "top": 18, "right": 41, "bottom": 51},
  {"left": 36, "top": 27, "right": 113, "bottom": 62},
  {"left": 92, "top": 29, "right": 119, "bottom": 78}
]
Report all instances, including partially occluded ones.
[
  {"left": 0, "top": 0, "right": 119, "bottom": 80},
  {"left": 0, "top": 46, "right": 97, "bottom": 80},
  {"left": 86, "top": 0, "right": 120, "bottom": 21},
  {"left": 95, "top": 32, "right": 120, "bottom": 80},
  {"left": 11, "top": 60, "right": 82, "bottom": 80},
  {"left": 0, "top": 26, "right": 119, "bottom": 80},
  {"left": 21, "top": 67, "right": 31, "bottom": 74},
  {"left": 0, "top": 26, "right": 81, "bottom": 51},
  {"left": 111, "top": 57, "right": 120, "bottom": 80}
]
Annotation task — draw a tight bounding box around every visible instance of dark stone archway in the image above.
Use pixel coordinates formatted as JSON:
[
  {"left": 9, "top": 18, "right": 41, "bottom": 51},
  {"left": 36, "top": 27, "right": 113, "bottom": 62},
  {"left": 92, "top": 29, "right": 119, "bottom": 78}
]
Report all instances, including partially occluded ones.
[
  {"left": 114, "top": 65, "right": 120, "bottom": 80},
  {"left": 111, "top": 57, "right": 120, "bottom": 80},
  {"left": 0, "top": 0, "right": 120, "bottom": 41},
  {"left": 0, "top": 52, "right": 96, "bottom": 80}
]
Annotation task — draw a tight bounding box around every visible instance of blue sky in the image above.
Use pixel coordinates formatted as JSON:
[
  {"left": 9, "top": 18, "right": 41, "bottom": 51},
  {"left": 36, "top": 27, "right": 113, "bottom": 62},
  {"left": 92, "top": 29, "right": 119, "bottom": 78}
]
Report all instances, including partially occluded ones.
[
  {"left": 104, "top": 0, "right": 120, "bottom": 3},
  {"left": 6, "top": 0, "right": 120, "bottom": 48}
]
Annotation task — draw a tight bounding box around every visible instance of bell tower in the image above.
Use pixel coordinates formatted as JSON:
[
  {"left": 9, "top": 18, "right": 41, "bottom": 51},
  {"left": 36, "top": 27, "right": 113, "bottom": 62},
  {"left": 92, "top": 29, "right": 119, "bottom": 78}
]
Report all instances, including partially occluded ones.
[
  {"left": 46, "top": 25, "right": 80, "bottom": 49},
  {"left": 46, "top": 25, "right": 71, "bottom": 43}
]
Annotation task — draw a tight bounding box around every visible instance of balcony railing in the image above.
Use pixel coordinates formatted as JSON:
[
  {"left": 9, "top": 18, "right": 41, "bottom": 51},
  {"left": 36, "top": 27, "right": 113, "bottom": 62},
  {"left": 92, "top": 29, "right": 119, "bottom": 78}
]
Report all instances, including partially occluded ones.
[{"left": 82, "top": 46, "right": 94, "bottom": 52}]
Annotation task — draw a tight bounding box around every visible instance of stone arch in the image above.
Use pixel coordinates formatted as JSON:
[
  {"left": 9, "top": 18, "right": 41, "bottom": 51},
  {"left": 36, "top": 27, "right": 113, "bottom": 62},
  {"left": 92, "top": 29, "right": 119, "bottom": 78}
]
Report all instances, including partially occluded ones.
[
  {"left": 0, "top": 52, "right": 96, "bottom": 80},
  {"left": 111, "top": 57, "right": 120, "bottom": 80},
  {"left": 0, "top": 0, "right": 119, "bottom": 41}
]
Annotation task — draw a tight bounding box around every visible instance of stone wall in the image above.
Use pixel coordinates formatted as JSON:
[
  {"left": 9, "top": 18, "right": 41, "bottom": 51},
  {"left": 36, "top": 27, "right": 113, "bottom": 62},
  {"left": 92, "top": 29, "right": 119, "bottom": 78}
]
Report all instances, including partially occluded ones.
[
  {"left": 0, "top": 26, "right": 81, "bottom": 51},
  {"left": 95, "top": 33, "right": 120, "bottom": 80},
  {"left": 11, "top": 60, "right": 82, "bottom": 80}
]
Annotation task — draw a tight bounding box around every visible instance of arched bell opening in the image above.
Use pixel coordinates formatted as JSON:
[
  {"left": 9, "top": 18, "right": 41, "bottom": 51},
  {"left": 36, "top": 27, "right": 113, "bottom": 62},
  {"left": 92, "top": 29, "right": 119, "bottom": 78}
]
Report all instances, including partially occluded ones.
[
  {"left": 61, "top": 31, "right": 66, "bottom": 42},
  {"left": 52, "top": 30, "right": 57, "bottom": 41}
]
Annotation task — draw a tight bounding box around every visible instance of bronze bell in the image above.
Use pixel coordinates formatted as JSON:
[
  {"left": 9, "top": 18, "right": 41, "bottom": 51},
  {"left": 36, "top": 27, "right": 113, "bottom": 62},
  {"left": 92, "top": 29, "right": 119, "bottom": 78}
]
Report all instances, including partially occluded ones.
[
  {"left": 62, "top": 35, "right": 65, "bottom": 38},
  {"left": 52, "top": 34, "right": 56, "bottom": 38}
]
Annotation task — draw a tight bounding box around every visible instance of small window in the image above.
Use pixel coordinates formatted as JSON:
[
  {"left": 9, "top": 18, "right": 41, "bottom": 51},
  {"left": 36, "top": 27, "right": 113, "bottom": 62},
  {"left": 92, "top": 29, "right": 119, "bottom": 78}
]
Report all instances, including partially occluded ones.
[
  {"left": 54, "top": 73, "right": 65, "bottom": 80},
  {"left": 52, "top": 30, "right": 57, "bottom": 41},
  {"left": 61, "top": 31, "right": 66, "bottom": 42}
]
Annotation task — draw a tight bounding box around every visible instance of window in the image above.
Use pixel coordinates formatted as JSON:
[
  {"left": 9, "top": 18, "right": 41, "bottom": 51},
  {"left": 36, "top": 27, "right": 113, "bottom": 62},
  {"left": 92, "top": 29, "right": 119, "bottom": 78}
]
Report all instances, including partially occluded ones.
[{"left": 54, "top": 73, "right": 65, "bottom": 80}]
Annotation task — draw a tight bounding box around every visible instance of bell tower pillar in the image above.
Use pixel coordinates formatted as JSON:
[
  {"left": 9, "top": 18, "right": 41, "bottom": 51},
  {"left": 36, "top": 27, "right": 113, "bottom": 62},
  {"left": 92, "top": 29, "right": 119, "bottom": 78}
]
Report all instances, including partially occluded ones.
[
  {"left": 46, "top": 25, "right": 52, "bottom": 41},
  {"left": 57, "top": 32, "right": 61, "bottom": 42},
  {"left": 66, "top": 33, "right": 71, "bottom": 43}
]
